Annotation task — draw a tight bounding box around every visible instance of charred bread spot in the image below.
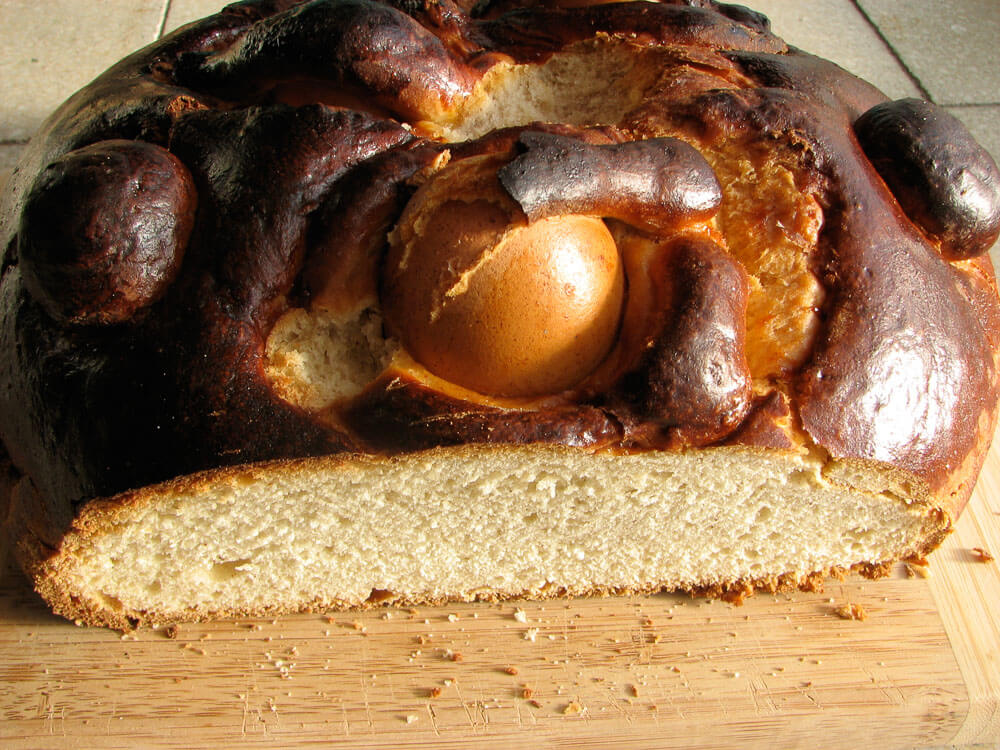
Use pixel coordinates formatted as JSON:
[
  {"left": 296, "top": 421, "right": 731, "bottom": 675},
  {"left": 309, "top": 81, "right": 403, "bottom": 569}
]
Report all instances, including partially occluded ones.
[
  {"left": 472, "top": 0, "right": 774, "bottom": 26},
  {"left": 711, "top": 2, "right": 771, "bottom": 31},
  {"left": 174, "top": 0, "right": 481, "bottom": 121},
  {"left": 605, "top": 236, "right": 752, "bottom": 447},
  {"left": 854, "top": 98, "right": 1000, "bottom": 260},
  {"left": 18, "top": 141, "right": 196, "bottom": 326},
  {"left": 497, "top": 131, "right": 721, "bottom": 232},
  {"left": 481, "top": 2, "right": 785, "bottom": 61}
]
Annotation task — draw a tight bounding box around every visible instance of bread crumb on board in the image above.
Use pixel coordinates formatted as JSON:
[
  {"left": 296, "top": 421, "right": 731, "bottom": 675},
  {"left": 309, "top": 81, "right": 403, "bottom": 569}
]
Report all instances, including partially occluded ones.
[
  {"left": 971, "top": 546, "right": 994, "bottom": 563},
  {"left": 833, "top": 603, "right": 868, "bottom": 621},
  {"left": 904, "top": 558, "right": 931, "bottom": 578}
]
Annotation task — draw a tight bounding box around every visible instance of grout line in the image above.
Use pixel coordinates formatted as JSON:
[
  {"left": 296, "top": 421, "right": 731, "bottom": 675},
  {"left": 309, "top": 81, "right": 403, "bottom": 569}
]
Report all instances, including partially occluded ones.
[
  {"left": 156, "top": 0, "right": 173, "bottom": 39},
  {"left": 850, "top": 0, "right": 934, "bottom": 102}
]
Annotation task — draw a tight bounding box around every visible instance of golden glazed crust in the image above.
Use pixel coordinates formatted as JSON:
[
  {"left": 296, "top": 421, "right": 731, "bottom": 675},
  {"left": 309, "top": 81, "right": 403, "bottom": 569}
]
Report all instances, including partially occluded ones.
[{"left": 1, "top": 0, "right": 999, "bottom": 626}]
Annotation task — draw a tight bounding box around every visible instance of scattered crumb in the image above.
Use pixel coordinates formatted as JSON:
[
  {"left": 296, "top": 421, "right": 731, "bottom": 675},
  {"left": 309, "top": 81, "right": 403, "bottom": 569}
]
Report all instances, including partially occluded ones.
[
  {"left": 524, "top": 628, "right": 539, "bottom": 642},
  {"left": 164, "top": 625, "right": 179, "bottom": 640},
  {"left": 405, "top": 714, "right": 419, "bottom": 724},
  {"left": 429, "top": 687, "right": 443, "bottom": 699},
  {"left": 834, "top": 603, "right": 868, "bottom": 621},
  {"left": 449, "top": 651, "right": 464, "bottom": 662},
  {"left": 513, "top": 609, "right": 528, "bottom": 624},
  {"left": 447, "top": 614, "right": 459, "bottom": 623},
  {"left": 504, "top": 666, "right": 519, "bottom": 676},
  {"left": 521, "top": 686, "right": 534, "bottom": 699},
  {"left": 528, "top": 699, "right": 542, "bottom": 708},
  {"left": 971, "top": 547, "right": 994, "bottom": 563},
  {"left": 905, "top": 562, "right": 931, "bottom": 579},
  {"left": 629, "top": 684, "right": 640, "bottom": 698},
  {"left": 562, "top": 701, "right": 586, "bottom": 716}
]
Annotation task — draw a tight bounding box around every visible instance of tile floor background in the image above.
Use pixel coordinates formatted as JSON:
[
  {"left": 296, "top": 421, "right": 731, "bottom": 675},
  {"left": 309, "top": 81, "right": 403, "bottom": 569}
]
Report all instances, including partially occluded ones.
[{"left": 1, "top": 0, "right": 998, "bottom": 258}]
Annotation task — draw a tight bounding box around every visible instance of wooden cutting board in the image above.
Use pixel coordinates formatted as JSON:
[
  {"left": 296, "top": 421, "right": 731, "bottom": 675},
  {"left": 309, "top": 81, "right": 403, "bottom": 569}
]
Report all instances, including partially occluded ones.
[{"left": 1, "top": 445, "right": 998, "bottom": 749}]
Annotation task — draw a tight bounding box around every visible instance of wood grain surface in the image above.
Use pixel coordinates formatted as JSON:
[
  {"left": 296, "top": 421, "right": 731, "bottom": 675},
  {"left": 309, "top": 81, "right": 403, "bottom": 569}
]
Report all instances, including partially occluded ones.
[{"left": 2, "top": 443, "right": 998, "bottom": 749}]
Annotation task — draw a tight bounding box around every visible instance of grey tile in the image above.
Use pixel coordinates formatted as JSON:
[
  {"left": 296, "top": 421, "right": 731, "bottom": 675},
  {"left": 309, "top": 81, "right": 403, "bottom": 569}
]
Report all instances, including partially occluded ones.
[
  {"left": 857, "top": 0, "right": 1000, "bottom": 105},
  {"left": 752, "top": 0, "right": 922, "bottom": 99},
  {"left": 162, "top": 0, "right": 226, "bottom": 35},
  {"left": 947, "top": 104, "right": 1000, "bottom": 165},
  {"left": 0, "top": 0, "right": 166, "bottom": 143}
]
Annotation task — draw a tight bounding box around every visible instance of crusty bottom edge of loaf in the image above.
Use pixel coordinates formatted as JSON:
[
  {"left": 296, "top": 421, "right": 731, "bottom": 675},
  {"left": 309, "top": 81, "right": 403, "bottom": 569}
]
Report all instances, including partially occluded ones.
[{"left": 8, "top": 444, "right": 950, "bottom": 630}]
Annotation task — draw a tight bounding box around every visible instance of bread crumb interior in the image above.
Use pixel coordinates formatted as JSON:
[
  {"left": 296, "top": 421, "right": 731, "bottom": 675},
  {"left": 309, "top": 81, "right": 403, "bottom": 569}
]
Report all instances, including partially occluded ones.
[
  {"left": 58, "top": 446, "right": 935, "bottom": 622},
  {"left": 264, "top": 306, "right": 395, "bottom": 408}
]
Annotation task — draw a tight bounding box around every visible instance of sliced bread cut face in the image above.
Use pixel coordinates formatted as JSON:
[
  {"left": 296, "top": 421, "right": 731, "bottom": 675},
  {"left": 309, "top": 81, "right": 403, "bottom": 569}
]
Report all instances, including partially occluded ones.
[{"left": 17, "top": 444, "right": 943, "bottom": 629}]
